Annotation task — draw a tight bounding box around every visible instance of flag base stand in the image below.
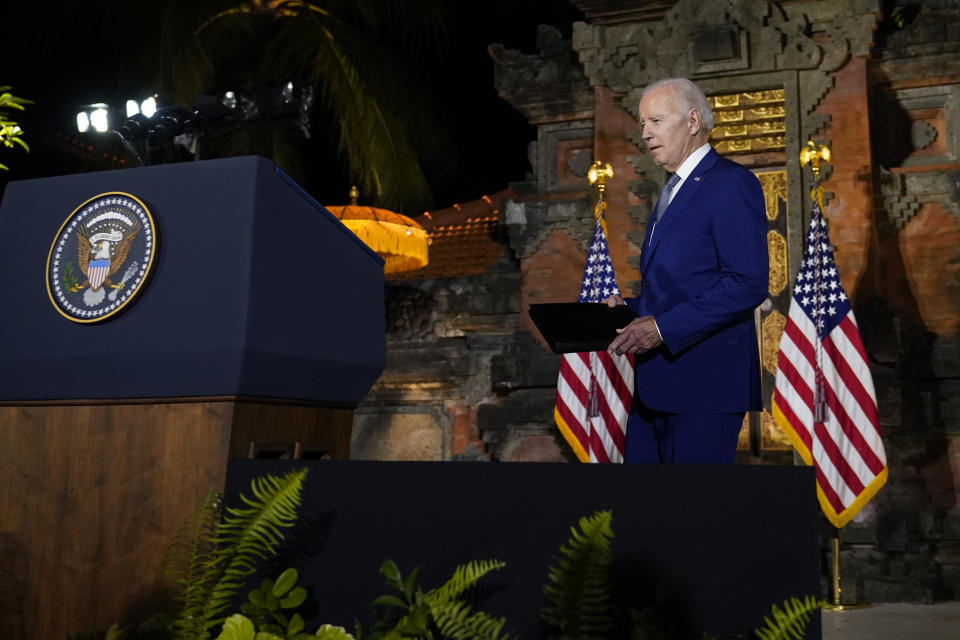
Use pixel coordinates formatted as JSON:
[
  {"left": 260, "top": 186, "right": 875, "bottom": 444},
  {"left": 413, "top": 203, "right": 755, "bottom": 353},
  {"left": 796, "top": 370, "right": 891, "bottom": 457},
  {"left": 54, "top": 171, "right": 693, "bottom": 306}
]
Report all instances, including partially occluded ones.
[{"left": 825, "top": 534, "right": 872, "bottom": 611}]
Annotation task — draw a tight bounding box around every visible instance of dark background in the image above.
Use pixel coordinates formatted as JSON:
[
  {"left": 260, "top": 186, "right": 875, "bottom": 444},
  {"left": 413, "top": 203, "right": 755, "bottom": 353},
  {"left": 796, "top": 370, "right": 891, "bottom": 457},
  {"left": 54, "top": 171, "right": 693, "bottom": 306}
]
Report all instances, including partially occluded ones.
[
  {"left": 225, "top": 459, "right": 822, "bottom": 639},
  {"left": 1, "top": 1, "right": 584, "bottom": 209}
]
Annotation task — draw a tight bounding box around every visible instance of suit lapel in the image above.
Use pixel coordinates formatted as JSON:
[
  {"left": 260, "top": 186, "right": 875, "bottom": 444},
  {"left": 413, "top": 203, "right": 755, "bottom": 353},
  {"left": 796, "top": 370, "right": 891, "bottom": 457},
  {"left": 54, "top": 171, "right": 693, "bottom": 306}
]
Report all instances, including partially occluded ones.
[{"left": 641, "top": 149, "right": 719, "bottom": 272}]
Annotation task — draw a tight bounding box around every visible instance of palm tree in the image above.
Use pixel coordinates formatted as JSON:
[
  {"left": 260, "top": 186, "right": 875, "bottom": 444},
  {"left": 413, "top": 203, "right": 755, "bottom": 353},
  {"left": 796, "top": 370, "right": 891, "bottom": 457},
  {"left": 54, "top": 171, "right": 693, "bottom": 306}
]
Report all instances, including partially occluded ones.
[{"left": 122, "top": 0, "right": 451, "bottom": 213}]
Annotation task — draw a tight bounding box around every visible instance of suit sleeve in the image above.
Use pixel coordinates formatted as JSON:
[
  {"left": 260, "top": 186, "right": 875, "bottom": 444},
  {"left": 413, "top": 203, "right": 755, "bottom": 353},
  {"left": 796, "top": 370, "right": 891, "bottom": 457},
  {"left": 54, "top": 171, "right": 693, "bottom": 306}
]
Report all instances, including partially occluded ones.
[{"left": 654, "top": 168, "right": 769, "bottom": 354}]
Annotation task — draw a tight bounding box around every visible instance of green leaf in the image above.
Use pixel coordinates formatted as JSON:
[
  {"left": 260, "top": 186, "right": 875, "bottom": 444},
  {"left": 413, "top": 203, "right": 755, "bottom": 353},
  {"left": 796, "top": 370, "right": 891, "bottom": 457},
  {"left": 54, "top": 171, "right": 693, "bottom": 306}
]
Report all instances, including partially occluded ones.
[
  {"left": 403, "top": 566, "right": 420, "bottom": 603},
  {"left": 216, "top": 614, "right": 255, "bottom": 640},
  {"left": 279, "top": 586, "right": 308, "bottom": 609},
  {"left": 379, "top": 560, "right": 403, "bottom": 591},
  {"left": 314, "top": 624, "right": 355, "bottom": 640},
  {"left": 372, "top": 594, "right": 407, "bottom": 609},
  {"left": 274, "top": 568, "right": 299, "bottom": 597},
  {"left": 288, "top": 613, "right": 305, "bottom": 637},
  {"left": 265, "top": 592, "right": 280, "bottom": 612},
  {"left": 249, "top": 589, "right": 267, "bottom": 608}
]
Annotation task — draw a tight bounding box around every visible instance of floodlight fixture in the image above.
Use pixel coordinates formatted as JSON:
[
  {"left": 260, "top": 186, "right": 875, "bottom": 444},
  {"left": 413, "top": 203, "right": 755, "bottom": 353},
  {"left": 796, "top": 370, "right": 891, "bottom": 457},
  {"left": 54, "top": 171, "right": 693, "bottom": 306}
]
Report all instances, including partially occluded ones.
[
  {"left": 140, "top": 96, "right": 157, "bottom": 118},
  {"left": 90, "top": 108, "right": 110, "bottom": 133}
]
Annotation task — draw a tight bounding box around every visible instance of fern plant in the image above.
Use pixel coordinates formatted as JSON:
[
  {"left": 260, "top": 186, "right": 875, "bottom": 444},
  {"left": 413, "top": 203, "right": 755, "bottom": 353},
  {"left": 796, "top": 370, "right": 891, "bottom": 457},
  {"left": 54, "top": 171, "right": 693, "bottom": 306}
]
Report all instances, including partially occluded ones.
[
  {"left": 753, "top": 596, "right": 824, "bottom": 640},
  {"left": 368, "top": 558, "right": 512, "bottom": 640},
  {"left": 540, "top": 510, "right": 614, "bottom": 640},
  {"left": 167, "top": 468, "right": 309, "bottom": 640}
]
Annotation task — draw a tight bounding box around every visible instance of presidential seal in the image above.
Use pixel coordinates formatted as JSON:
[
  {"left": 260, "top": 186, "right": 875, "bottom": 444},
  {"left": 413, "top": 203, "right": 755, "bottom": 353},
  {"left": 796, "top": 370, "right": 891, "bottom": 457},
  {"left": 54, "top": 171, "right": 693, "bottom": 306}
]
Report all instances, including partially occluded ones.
[{"left": 46, "top": 192, "right": 157, "bottom": 323}]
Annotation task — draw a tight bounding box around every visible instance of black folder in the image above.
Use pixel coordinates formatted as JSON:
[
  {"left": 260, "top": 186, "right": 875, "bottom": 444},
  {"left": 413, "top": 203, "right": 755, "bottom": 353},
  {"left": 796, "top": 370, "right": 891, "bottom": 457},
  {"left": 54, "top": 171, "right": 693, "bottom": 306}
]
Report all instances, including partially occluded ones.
[{"left": 529, "top": 302, "right": 638, "bottom": 354}]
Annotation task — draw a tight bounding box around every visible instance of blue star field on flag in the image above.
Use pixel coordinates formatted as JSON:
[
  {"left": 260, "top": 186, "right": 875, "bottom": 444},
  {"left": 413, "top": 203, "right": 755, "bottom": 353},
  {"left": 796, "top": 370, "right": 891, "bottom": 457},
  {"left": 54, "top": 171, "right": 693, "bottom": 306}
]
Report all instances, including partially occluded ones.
[
  {"left": 578, "top": 221, "right": 620, "bottom": 302},
  {"left": 794, "top": 200, "right": 849, "bottom": 336}
]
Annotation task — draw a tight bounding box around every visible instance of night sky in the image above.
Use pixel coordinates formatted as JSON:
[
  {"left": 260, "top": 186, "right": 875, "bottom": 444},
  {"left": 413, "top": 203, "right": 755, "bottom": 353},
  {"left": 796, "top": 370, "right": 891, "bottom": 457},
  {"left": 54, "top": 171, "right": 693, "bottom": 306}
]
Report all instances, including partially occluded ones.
[{"left": 2, "top": 1, "right": 584, "bottom": 210}]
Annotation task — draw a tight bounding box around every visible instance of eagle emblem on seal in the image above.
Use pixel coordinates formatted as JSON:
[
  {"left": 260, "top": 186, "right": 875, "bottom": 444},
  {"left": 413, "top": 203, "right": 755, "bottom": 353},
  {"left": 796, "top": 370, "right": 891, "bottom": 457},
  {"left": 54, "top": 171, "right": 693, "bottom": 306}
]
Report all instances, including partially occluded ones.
[
  {"left": 75, "top": 220, "right": 142, "bottom": 306},
  {"left": 46, "top": 192, "right": 157, "bottom": 323}
]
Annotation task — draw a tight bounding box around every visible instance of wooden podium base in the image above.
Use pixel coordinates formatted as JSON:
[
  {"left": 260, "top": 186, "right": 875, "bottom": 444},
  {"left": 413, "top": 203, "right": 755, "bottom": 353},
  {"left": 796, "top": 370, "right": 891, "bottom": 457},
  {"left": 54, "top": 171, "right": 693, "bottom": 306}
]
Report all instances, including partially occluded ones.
[{"left": 0, "top": 397, "right": 352, "bottom": 640}]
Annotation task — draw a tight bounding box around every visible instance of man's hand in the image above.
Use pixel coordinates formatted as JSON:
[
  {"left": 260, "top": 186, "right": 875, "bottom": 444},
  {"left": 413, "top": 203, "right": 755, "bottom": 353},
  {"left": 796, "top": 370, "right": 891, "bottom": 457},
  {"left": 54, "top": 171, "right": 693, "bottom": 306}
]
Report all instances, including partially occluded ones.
[
  {"left": 604, "top": 294, "right": 623, "bottom": 307},
  {"left": 608, "top": 316, "right": 663, "bottom": 356}
]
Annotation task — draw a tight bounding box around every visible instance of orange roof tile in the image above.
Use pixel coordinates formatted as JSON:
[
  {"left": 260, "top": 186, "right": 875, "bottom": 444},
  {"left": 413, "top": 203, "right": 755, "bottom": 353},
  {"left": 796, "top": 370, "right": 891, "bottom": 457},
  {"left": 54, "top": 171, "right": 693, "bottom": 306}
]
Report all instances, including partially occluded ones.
[{"left": 387, "top": 188, "right": 515, "bottom": 281}]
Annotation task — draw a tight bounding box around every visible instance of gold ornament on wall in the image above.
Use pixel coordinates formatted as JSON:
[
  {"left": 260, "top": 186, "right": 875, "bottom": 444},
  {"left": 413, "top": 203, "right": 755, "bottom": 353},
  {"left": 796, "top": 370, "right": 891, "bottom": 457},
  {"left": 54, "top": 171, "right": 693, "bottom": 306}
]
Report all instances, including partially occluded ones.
[
  {"left": 761, "top": 310, "right": 787, "bottom": 376},
  {"left": 767, "top": 230, "right": 788, "bottom": 296},
  {"left": 755, "top": 170, "right": 787, "bottom": 221}
]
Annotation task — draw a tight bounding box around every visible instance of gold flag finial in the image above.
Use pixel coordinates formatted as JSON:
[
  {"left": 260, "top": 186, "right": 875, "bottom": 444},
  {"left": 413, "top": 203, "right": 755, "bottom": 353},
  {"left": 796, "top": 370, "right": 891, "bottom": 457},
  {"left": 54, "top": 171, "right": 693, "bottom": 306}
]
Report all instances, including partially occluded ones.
[
  {"left": 800, "top": 140, "right": 831, "bottom": 204},
  {"left": 587, "top": 161, "right": 614, "bottom": 192},
  {"left": 348, "top": 185, "right": 360, "bottom": 205},
  {"left": 800, "top": 140, "right": 831, "bottom": 182}
]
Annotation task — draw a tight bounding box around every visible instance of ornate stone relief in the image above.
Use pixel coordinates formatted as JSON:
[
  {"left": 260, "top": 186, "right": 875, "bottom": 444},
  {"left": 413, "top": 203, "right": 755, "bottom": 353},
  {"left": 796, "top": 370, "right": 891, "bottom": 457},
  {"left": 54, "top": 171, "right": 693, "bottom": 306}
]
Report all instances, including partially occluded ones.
[
  {"left": 572, "top": 0, "right": 874, "bottom": 194},
  {"left": 911, "top": 121, "right": 938, "bottom": 152},
  {"left": 877, "top": 168, "right": 960, "bottom": 229},
  {"left": 490, "top": 25, "right": 594, "bottom": 125}
]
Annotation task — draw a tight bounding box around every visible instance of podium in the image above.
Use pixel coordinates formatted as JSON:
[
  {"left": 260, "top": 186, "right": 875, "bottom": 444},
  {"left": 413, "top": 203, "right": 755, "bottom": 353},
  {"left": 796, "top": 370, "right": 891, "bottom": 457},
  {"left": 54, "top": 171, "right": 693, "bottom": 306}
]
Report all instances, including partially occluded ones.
[{"left": 0, "top": 156, "right": 385, "bottom": 639}]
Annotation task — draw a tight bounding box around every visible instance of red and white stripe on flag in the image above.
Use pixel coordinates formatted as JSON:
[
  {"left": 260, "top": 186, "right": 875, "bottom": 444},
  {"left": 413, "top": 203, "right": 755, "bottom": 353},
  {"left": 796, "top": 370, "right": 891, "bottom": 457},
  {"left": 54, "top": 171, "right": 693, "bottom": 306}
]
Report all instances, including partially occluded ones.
[
  {"left": 772, "top": 199, "right": 887, "bottom": 527},
  {"left": 553, "top": 212, "right": 634, "bottom": 463}
]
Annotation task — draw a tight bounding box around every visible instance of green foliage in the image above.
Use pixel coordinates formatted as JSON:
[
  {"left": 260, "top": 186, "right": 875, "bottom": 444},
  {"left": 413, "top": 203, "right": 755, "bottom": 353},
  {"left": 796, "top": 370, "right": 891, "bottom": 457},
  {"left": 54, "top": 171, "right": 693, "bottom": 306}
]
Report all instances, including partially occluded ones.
[
  {"left": 240, "top": 567, "right": 311, "bottom": 639},
  {"left": 63, "top": 261, "right": 80, "bottom": 292},
  {"left": 314, "top": 624, "right": 356, "bottom": 640},
  {"left": 368, "top": 559, "right": 511, "bottom": 640},
  {"left": 169, "top": 468, "right": 308, "bottom": 640},
  {"left": 0, "top": 87, "right": 31, "bottom": 171},
  {"left": 540, "top": 510, "right": 614, "bottom": 640},
  {"left": 753, "top": 596, "right": 824, "bottom": 640},
  {"left": 215, "top": 615, "right": 355, "bottom": 640}
]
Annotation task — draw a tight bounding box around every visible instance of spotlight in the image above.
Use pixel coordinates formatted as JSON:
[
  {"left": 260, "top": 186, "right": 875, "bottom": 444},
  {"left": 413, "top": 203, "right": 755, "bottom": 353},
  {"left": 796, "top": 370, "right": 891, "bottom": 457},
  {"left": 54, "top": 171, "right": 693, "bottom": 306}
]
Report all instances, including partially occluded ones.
[
  {"left": 76, "top": 112, "right": 90, "bottom": 133},
  {"left": 140, "top": 96, "right": 157, "bottom": 118},
  {"left": 90, "top": 108, "right": 109, "bottom": 133}
]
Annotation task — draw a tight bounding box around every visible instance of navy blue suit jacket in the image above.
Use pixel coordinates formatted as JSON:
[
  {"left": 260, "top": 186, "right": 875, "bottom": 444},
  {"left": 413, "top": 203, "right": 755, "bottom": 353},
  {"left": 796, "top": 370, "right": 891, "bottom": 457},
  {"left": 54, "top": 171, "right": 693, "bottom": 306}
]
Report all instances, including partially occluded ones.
[{"left": 625, "top": 148, "right": 768, "bottom": 414}]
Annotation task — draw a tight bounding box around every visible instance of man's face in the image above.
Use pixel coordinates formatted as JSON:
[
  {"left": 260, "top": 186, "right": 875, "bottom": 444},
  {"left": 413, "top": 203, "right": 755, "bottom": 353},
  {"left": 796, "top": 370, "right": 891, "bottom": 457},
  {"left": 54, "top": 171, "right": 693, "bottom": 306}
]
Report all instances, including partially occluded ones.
[{"left": 637, "top": 86, "right": 699, "bottom": 173}]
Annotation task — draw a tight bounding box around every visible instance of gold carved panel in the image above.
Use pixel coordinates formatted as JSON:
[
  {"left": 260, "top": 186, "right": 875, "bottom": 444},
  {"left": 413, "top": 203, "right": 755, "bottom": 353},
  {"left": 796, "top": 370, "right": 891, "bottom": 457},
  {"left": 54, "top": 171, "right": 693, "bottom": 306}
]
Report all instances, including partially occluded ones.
[
  {"left": 708, "top": 89, "right": 786, "bottom": 155},
  {"left": 755, "top": 170, "right": 787, "bottom": 221},
  {"left": 761, "top": 309, "right": 786, "bottom": 376},
  {"left": 767, "top": 230, "right": 788, "bottom": 296}
]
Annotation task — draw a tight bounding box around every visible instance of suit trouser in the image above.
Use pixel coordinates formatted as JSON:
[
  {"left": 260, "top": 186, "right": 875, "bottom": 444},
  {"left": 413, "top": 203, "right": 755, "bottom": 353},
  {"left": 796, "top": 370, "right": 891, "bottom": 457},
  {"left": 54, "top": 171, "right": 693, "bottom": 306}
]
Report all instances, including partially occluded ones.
[{"left": 624, "top": 400, "right": 745, "bottom": 464}]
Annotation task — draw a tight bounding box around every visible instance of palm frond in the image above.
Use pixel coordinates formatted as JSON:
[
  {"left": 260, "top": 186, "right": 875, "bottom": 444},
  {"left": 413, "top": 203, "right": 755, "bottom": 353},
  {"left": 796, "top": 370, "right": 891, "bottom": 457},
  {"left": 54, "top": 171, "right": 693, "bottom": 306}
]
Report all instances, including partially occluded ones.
[
  {"left": 540, "top": 510, "right": 614, "bottom": 640},
  {"left": 754, "top": 596, "right": 823, "bottom": 640},
  {"left": 273, "top": 14, "right": 434, "bottom": 212}
]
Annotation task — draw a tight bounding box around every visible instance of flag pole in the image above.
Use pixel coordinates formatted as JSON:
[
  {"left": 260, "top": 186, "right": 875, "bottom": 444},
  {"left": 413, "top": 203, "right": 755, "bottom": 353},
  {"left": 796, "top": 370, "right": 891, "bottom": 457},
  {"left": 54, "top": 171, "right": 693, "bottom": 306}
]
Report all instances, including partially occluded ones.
[
  {"left": 586, "top": 162, "right": 614, "bottom": 420},
  {"left": 801, "top": 140, "right": 871, "bottom": 611}
]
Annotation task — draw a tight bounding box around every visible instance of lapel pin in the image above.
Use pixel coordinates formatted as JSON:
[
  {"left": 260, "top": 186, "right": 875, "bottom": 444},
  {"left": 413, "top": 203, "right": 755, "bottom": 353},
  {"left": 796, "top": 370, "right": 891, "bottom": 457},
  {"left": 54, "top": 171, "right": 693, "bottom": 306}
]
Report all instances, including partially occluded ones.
[{"left": 694, "top": 177, "right": 702, "bottom": 182}]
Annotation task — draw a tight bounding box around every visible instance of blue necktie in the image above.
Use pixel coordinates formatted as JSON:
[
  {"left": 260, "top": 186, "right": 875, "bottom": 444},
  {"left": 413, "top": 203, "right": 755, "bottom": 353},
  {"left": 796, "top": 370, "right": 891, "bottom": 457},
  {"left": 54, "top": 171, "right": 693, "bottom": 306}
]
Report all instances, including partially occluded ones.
[{"left": 650, "top": 173, "right": 680, "bottom": 244}]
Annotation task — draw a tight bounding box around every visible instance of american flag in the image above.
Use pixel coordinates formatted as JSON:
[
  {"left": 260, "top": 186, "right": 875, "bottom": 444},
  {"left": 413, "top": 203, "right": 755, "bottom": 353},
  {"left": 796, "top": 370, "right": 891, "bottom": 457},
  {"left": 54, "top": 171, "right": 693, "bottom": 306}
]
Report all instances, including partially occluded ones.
[
  {"left": 772, "top": 197, "right": 888, "bottom": 528},
  {"left": 553, "top": 202, "right": 634, "bottom": 463}
]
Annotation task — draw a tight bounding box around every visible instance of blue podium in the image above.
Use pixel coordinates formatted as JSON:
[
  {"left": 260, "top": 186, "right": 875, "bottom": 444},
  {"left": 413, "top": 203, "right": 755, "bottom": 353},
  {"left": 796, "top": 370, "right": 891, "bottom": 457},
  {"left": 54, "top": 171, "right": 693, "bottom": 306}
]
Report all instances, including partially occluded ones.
[{"left": 0, "top": 156, "right": 385, "bottom": 639}]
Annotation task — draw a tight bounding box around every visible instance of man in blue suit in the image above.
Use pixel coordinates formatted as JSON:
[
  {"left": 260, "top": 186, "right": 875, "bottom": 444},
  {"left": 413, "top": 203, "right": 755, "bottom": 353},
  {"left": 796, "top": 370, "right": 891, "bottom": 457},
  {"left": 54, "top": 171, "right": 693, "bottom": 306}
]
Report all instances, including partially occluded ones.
[{"left": 606, "top": 77, "right": 768, "bottom": 464}]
